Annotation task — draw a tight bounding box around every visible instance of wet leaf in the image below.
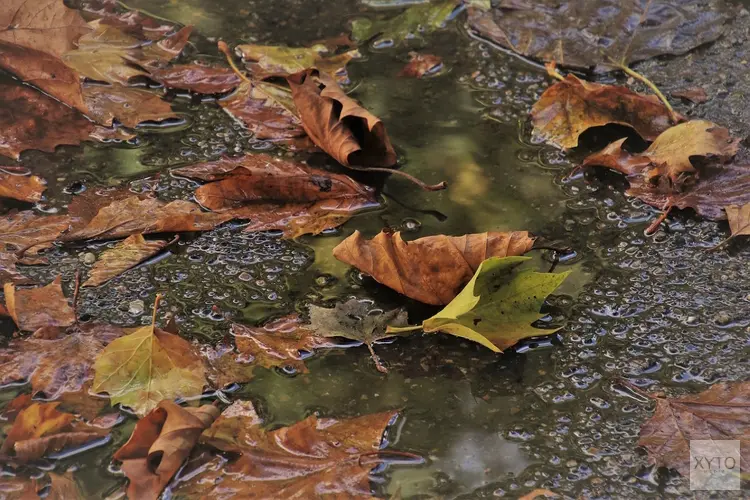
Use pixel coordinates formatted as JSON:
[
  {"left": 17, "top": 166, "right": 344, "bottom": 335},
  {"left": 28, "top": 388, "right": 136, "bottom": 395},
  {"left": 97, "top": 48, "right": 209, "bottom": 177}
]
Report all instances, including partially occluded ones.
[
  {"left": 47, "top": 472, "right": 83, "bottom": 500},
  {"left": 148, "top": 64, "right": 241, "bottom": 94},
  {"left": 92, "top": 301, "right": 207, "bottom": 415},
  {"left": 82, "top": 84, "right": 178, "bottom": 128},
  {"left": 0, "top": 252, "right": 32, "bottom": 286},
  {"left": 83, "top": 234, "right": 172, "bottom": 287},
  {"left": 174, "top": 402, "right": 400, "bottom": 498},
  {"left": 0, "top": 210, "right": 70, "bottom": 254},
  {"left": 0, "top": 323, "right": 125, "bottom": 400},
  {"left": 309, "top": 299, "right": 408, "bottom": 372},
  {"left": 398, "top": 52, "right": 443, "bottom": 78},
  {"left": 467, "top": 0, "right": 729, "bottom": 71},
  {"left": 583, "top": 120, "right": 740, "bottom": 187},
  {"left": 725, "top": 204, "right": 750, "bottom": 239},
  {"left": 389, "top": 256, "right": 569, "bottom": 352},
  {"left": 351, "top": 0, "right": 459, "bottom": 47},
  {"left": 333, "top": 230, "right": 535, "bottom": 305},
  {"left": 113, "top": 401, "right": 220, "bottom": 500},
  {"left": 672, "top": 87, "right": 709, "bottom": 104},
  {"left": 637, "top": 382, "right": 750, "bottom": 476},
  {"left": 4, "top": 277, "right": 76, "bottom": 332},
  {"left": 0, "top": 167, "right": 46, "bottom": 203},
  {"left": 236, "top": 42, "right": 361, "bottom": 82},
  {"left": 531, "top": 75, "right": 681, "bottom": 149},
  {"left": 288, "top": 68, "right": 397, "bottom": 167}
]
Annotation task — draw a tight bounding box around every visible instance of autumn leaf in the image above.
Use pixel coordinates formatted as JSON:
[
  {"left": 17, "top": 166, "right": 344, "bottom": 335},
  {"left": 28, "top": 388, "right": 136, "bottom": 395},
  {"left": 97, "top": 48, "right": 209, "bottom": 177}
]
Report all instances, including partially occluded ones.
[
  {"left": 148, "top": 63, "right": 241, "bottom": 94},
  {"left": 173, "top": 402, "right": 401, "bottom": 498},
  {"left": 637, "top": 382, "right": 750, "bottom": 476},
  {"left": 82, "top": 84, "right": 178, "bottom": 128},
  {"left": 0, "top": 167, "right": 46, "bottom": 203},
  {"left": 333, "top": 230, "right": 535, "bottom": 305},
  {"left": 531, "top": 75, "right": 681, "bottom": 149},
  {"left": 83, "top": 234, "right": 173, "bottom": 287},
  {"left": 309, "top": 299, "right": 408, "bottom": 373},
  {"left": 288, "top": 68, "right": 397, "bottom": 168},
  {"left": 672, "top": 87, "right": 709, "bottom": 104},
  {"left": 351, "top": 0, "right": 459, "bottom": 47},
  {"left": 4, "top": 276, "right": 76, "bottom": 332},
  {"left": 113, "top": 401, "right": 220, "bottom": 500},
  {"left": 0, "top": 210, "right": 71, "bottom": 255},
  {"left": 388, "top": 256, "right": 569, "bottom": 352},
  {"left": 0, "top": 252, "right": 32, "bottom": 286},
  {"left": 399, "top": 52, "right": 444, "bottom": 78},
  {"left": 83, "top": 0, "right": 177, "bottom": 41},
  {"left": 467, "top": 0, "right": 728, "bottom": 71},
  {"left": 583, "top": 120, "right": 740, "bottom": 187},
  {"left": 725, "top": 204, "right": 750, "bottom": 240},
  {"left": 236, "top": 42, "right": 361, "bottom": 82},
  {"left": 92, "top": 296, "right": 208, "bottom": 415}
]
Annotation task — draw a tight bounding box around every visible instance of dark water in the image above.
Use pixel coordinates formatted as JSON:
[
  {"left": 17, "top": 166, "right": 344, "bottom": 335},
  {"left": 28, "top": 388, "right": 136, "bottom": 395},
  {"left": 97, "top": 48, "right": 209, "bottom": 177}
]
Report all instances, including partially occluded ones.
[{"left": 2, "top": 0, "right": 750, "bottom": 498}]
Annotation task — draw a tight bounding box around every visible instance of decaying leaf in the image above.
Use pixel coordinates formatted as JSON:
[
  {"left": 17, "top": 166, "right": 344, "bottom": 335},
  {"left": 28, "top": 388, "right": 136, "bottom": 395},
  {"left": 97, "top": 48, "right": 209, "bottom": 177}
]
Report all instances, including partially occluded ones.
[
  {"left": 148, "top": 64, "right": 241, "bottom": 94},
  {"left": 4, "top": 276, "right": 76, "bottom": 332},
  {"left": 725, "top": 203, "right": 750, "bottom": 239},
  {"left": 0, "top": 167, "right": 45, "bottom": 204},
  {"left": 333, "top": 230, "right": 535, "bottom": 305},
  {"left": 288, "top": 68, "right": 397, "bottom": 167},
  {"left": 672, "top": 87, "right": 709, "bottom": 104},
  {"left": 82, "top": 84, "right": 178, "bottom": 128},
  {"left": 399, "top": 52, "right": 443, "bottom": 78},
  {"left": 583, "top": 120, "right": 740, "bottom": 187},
  {"left": 0, "top": 252, "right": 32, "bottom": 286},
  {"left": 309, "top": 299, "right": 408, "bottom": 372},
  {"left": 531, "top": 75, "right": 681, "bottom": 149},
  {"left": 637, "top": 382, "right": 750, "bottom": 476},
  {"left": 113, "top": 401, "right": 220, "bottom": 500},
  {"left": 82, "top": 0, "right": 176, "bottom": 41},
  {"left": 0, "top": 210, "right": 70, "bottom": 254},
  {"left": 467, "top": 0, "right": 729, "bottom": 71},
  {"left": 388, "top": 256, "right": 569, "bottom": 352},
  {"left": 83, "top": 234, "right": 172, "bottom": 287},
  {"left": 173, "top": 402, "right": 400, "bottom": 498},
  {"left": 351, "top": 0, "right": 459, "bottom": 47},
  {"left": 92, "top": 297, "right": 207, "bottom": 415},
  {"left": 237, "top": 43, "right": 360, "bottom": 82}
]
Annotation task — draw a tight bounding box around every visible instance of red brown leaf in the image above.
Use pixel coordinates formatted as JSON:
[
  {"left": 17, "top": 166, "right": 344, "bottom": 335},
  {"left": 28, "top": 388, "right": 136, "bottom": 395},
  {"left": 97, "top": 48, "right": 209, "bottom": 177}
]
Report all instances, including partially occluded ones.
[
  {"left": 82, "top": 84, "right": 178, "bottom": 128},
  {"left": 83, "top": 234, "right": 172, "bottom": 287},
  {"left": 0, "top": 210, "right": 71, "bottom": 254},
  {"left": 148, "top": 64, "right": 241, "bottom": 94},
  {"left": 4, "top": 276, "right": 76, "bottom": 332},
  {"left": 399, "top": 52, "right": 444, "bottom": 78},
  {"left": 0, "top": 167, "right": 46, "bottom": 203}
]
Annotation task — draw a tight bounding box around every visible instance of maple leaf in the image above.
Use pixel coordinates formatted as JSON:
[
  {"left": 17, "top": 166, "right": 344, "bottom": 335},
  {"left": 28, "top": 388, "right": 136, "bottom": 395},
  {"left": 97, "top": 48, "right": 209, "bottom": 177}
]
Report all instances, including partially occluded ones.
[
  {"left": 531, "top": 75, "right": 682, "bottom": 149},
  {"left": 0, "top": 167, "right": 46, "bottom": 203},
  {"left": 388, "top": 257, "right": 569, "bottom": 352},
  {"left": 92, "top": 296, "right": 208, "bottom": 415},
  {"left": 83, "top": 234, "right": 174, "bottom": 287},
  {"left": 398, "top": 52, "right": 444, "bottom": 78},
  {"left": 351, "top": 0, "right": 459, "bottom": 47},
  {"left": 4, "top": 276, "right": 76, "bottom": 332},
  {"left": 333, "top": 230, "right": 536, "bottom": 305},
  {"left": 113, "top": 401, "right": 220, "bottom": 500},
  {"left": 637, "top": 382, "right": 750, "bottom": 476}
]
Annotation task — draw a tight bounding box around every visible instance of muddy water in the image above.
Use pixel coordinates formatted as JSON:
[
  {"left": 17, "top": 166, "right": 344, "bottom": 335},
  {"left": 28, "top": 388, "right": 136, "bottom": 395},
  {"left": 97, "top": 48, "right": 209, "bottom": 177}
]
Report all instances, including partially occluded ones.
[{"left": 2, "top": 0, "right": 750, "bottom": 498}]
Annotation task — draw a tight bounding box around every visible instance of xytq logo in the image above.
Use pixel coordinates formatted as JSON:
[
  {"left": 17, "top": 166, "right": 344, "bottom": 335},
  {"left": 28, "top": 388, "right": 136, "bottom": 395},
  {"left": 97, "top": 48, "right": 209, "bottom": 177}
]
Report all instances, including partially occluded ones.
[{"left": 689, "top": 440, "right": 741, "bottom": 491}]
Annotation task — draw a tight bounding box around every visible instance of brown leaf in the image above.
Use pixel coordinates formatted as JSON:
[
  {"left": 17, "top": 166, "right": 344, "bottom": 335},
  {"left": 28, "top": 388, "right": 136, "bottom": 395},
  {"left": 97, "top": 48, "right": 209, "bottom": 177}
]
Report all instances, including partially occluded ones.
[
  {"left": 0, "top": 210, "right": 70, "bottom": 254},
  {"left": 583, "top": 120, "right": 740, "bottom": 187},
  {"left": 148, "top": 64, "right": 241, "bottom": 94},
  {"left": 47, "top": 473, "right": 83, "bottom": 500},
  {"left": 672, "top": 87, "right": 709, "bottom": 104},
  {"left": 288, "top": 68, "right": 397, "bottom": 167},
  {"left": 4, "top": 276, "right": 76, "bottom": 332},
  {"left": 531, "top": 75, "right": 681, "bottom": 149},
  {"left": 0, "top": 252, "right": 32, "bottom": 286},
  {"left": 174, "top": 403, "right": 399, "bottom": 498},
  {"left": 237, "top": 43, "right": 360, "bottom": 82},
  {"left": 725, "top": 204, "right": 750, "bottom": 238},
  {"left": 333, "top": 230, "right": 536, "bottom": 305},
  {"left": 83, "top": 84, "right": 178, "bottom": 128},
  {"left": 82, "top": 0, "right": 177, "bottom": 41},
  {"left": 83, "top": 234, "right": 172, "bottom": 287},
  {"left": 0, "top": 167, "right": 46, "bottom": 203},
  {"left": 0, "top": 323, "right": 125, "bottom": 399},
  {"left": 637, "top": 382, "right": 750, "bottom": 476},
  {"left": 113, "top": 401, "right": 220, "bottom": 500},
  {"left": 398, "top": 52, "right": 444, "bottom": 78}
]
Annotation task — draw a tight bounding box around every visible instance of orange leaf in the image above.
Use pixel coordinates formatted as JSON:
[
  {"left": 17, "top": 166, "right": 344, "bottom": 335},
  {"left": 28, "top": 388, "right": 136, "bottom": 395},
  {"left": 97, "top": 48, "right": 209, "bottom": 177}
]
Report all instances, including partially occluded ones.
[
  {"left": 4, "top": 276, "right": 76, "bottom": 332},
  {"left": 83, "top": 234, "right": 172, "bottom": 287}
]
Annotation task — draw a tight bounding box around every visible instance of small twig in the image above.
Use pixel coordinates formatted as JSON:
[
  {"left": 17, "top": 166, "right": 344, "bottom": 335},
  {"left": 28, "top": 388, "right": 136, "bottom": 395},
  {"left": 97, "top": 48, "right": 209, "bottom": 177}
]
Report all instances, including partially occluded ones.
[
  {"left": 386, "top": 324, "right": 423, "bottom": 334},
  {"left": 365, "top": 342, "right": 388, "bottom": 374},
  {"left": 151, "top": 293, "right": 163, "bottom": 327},
  {"left": 116, "top": 1, "right": 183, "bottom": 26},
  {"left": 609, "top": 59, "right": 679, "bottom": 124},
  {"left": 343, "top": 165, "right": 447, "bottom": 192},
  {"left": 357, "top": 450, "right": 424, "bottom": 467},
  {"left": 645, "top": 205, "right": 673, "bottom": 235},
  {"left": 544, "top": 61, "right": 565, "bottom": 81},
  {"left": 616, "top": 378, "right": 658, "bottom": 400},
  {"left": 72, "top": 270, "right": 81, "bottom": 323}
]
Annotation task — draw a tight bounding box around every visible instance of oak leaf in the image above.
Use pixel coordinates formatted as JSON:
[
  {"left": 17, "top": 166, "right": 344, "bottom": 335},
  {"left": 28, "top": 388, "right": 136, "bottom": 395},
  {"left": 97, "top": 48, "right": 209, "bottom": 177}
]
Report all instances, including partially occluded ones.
[
  {"left": 0, "top": 167, "right": 46, "bottom": 203},
  {"left": 637, "top": 382, "right": 750, "bottom": 476},
  {"left": 174, "top": 402, "right": 400, "bottom": 499},
  {"left": 4, "top": 276, "right": 76, "bottom": 332},
  {"left": 288, "top": 68, "right": 397, "bottom": 167},
  {"left": 148, "top": 64, "right": 241, "bottom": 94},
  {"left": 531, "top": 75, "right": 681, "bottom": 149},
  {"left": 351, "top": 0, "right": 459, "bottom": 47},
  {"left": 113, "top": 401, "right": 220, "bottom": 500},
  {"left": 333, "top": 230, "right": 535, "bottom": 305},
  {"left": 236, "top": 43, "right": 361, "bottom": 82},
  {"left": 388, "top": 256, "right": 569, "bottom": 352},
  {"left": 83, "top": 234, "right": 173, "bottom": 287},
  {"left": 399, "top": 52, "right": 444, "bottom": 78}
]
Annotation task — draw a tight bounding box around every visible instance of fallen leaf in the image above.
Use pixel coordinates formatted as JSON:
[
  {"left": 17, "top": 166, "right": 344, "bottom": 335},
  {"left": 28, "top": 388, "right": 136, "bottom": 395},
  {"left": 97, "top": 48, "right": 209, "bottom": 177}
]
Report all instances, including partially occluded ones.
[
  {"left": 82, "top": 0, "right": 177, "bottom": 41},
  {"left": 0, "top": 323, "right": 125, "bottom": 400},
  {"left": 467, "top": 0, "right": 728, "bottom": 71},
  {"left": 174, "top": 402, "right": 400, "bottom": 498},
  {"left": 47, "top": 472, "right": 83, "bottom": 500},
  {"left": 237, "top": 43, "right": 361, "bottom": 82},
  {"left": 672, "top": 87, "right": 709, "bottom": 104},
  {"left": 0, "top": 210, "right": 70, "bottom": 254},
  {"left": 82, "top": 84, "right": 178, "bottom": 128},
  {"left": 83, "top": 234, "right": 172, "bottom": 287},
  {"left": 4, "top": 276, "right": 76, "bottom": 332},
  {"left": 725, "top": 204, "right": 750, "bottom": 239},
  {"left": 531, "top": 75, "right": 681, "bottom": 149},
  {"left": 0, "top": 252, "right": 32, "bottom": 286},
  {"left": 135, "top": 26, "right": 193, "bottom": 69},
  {"left": 398, "top": 52, "right": 443, "bottom": 78},
  {"left": 351, "top": 0, "right": 459, "bottom": 47},
  {"left": 583, "top": 120, "right": 739, "bottom": 187},
  {"left": 113, "top": 401, "right": 220, "bottom": 500},
  {"left": 288, "top": 68, "right": 396, "bottom": 167},
  {"left": 333, "top": 230, "right": 535, "bottom": 305},
  {"left": 148, "top": 64, "right": 241, "bottom": 94},
  {"left": 637, "top": 382, "right": 750, "bottom": 476},
  {"left": 388, "top": 256, "right": 569, "bottom": 352},
  {"left": 92, "top": 297, "right": 208, "bottom": 415},
  {"left": 309, "top": 299, "right": 408, "bottom": 372},
  {"left": 0, "top": 167, "right": 46, "bottom": 203}
]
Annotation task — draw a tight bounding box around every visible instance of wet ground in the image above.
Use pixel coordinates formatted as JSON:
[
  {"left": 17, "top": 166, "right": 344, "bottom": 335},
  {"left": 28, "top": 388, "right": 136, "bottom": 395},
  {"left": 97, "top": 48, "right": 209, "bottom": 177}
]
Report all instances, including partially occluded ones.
[{"left": 2, "top": 0, "right": 750, "bottom": 498}]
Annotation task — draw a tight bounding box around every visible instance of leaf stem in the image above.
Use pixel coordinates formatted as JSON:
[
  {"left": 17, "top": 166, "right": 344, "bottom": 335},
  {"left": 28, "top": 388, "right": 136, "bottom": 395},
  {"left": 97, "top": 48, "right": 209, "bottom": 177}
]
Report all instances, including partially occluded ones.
[
  {"left": 544, "top": 61, "right": 564, "bottom": 81},
  {"left": 386, "top": 324, "right": 423, "bottom": 334},
  {"left": 151, "top": 293, "right": 163, "bottom": 327},
  {"left": 645, "top": 205, "right": 673, "bottom": 235},
  {"left": 342, "top": 165, "right": 447, "bottom": 192},
  {"left": 116, "top": 1, "right": 182, "bottom": 26},
  {"left": 610, "top": 60, "right": 679, "bottom": 124},
  {"left": 218, "top": 41, "right": 250, "bottom": 84},
  {"left": 365, "top": 342, "right": 388, "bottom": 374}
]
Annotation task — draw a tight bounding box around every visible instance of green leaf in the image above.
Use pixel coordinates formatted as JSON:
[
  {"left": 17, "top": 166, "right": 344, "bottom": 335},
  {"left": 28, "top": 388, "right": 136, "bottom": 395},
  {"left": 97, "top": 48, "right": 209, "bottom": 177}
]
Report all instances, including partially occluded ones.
[
  {"left": 388, "top": 257, "right": 569, "bottom": 352},
  {"left": 351, "top": 0, "right": 459, "bottom": 47}
]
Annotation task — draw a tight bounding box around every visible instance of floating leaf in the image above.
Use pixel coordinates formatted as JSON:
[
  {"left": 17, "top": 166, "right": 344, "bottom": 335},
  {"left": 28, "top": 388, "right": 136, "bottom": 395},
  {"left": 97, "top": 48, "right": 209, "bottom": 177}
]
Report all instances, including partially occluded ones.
[
  {"left": 672, "top": 87, "right": 709, "bottom": 104},
  {"left": 4, "top": 276, "right": 76, "bottom": 332},
  {"left": 0, "top": 252, "right": 32, "bottom": 286},
  {"left": 351, "top": 0, "right": 459, "bottom": 47},
  {"left": 333, "top": 230, "right": 535, "bottom": 305},
  {"left": 0, "top": 210, "right": 71, "bottom": 254},
  {"left": 388, "top": 257, "right": 569, "bottom": 352},
  {"left": 82, "top": 84, "right": 178, "bottom": 128},
  {"left": 148, "top": 64, "right": 241, "bottom": 94},
  {"left": 237, "top": 42, "right": 360, "bottom": 82},
  {"left": 0, "top": 167, "right": 46, "bottom": 203},
  {"left": 398, "top": 52, "right": 443, "bottom": 78},
  {"left": 83, "top": 234, "right": 173, "bottom": 287}
]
